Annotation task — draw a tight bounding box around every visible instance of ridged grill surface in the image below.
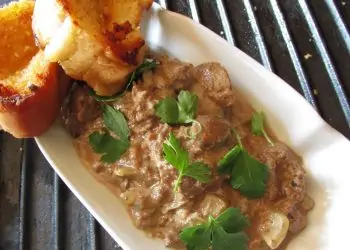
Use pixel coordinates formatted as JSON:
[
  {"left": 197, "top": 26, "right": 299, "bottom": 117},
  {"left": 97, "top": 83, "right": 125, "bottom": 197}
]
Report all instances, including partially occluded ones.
[{"left": 0, "top": 0, "right": 349, "bottom": 249}]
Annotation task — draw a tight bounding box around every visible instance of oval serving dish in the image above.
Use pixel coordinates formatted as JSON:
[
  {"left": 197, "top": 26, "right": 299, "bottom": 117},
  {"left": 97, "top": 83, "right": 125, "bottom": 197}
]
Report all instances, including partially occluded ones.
[{"left": 36, "top": 4, "right": 350, "bottom": 250}]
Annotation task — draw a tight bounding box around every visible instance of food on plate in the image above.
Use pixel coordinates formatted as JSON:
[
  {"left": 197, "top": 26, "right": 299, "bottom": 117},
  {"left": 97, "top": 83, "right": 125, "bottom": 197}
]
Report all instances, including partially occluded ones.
[
  {"left": 62, "top": 54, "right": 314, "bottom": 249},
  {"left": 1, "top": 0, "right": 314, "bottom": 248},
  {"left": 0, "top": 0, "right": 68, "bottom": 138},
  {"left": 33, "top": 0, "right": 153, "bottom": 96}
]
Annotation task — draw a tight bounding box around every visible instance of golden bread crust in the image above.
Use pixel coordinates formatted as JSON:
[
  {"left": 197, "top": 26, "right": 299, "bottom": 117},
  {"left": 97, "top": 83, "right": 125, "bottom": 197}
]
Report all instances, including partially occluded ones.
[
  {"left": 0, "top": 0, "right": 66, "bottom": 138},
  {"left": 33, "top": 0, "right": 153, "bottom": 96},
  {"left": 0, "top": 0, "right": 37, "bottom": 79}
]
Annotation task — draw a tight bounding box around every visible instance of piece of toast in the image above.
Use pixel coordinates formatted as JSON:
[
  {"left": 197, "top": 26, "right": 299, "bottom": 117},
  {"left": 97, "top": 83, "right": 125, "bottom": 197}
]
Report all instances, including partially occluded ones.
[
  {"left": 33, "top": 0, "right": 153, "bottom": 96},
  {"left": 0, "top": 0, "right": 37, "bottom": 79},
  {"left": 0, "top": 0, "right": 67, "bottom": 138}
]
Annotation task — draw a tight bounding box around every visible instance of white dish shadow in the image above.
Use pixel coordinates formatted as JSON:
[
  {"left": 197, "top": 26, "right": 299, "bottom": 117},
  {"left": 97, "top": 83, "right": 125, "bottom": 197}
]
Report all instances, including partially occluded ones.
[{"left": 36, "top": 4, "right": 350, "bottom": 250}]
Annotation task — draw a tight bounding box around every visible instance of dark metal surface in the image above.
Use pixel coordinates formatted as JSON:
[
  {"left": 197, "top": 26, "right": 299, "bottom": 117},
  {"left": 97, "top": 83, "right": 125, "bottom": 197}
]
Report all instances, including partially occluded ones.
[{"left": 0, "top": 0, "right": 349, "bottom": 249}]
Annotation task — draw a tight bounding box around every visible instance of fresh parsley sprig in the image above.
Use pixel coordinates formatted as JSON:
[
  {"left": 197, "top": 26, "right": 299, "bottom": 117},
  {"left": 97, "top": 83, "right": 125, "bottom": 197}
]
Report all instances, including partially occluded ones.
[
  {"left": 155, "top": 90, "right": 199, "bottom": 124},
  {"left": 217, "top": 129, "right": 269, "bottom": 199},
  {"left": 103, "top": 105, "right": 130, "bottom": 142},
  {"left": 163, "top": 132, "right": 211, "bottom": 191},
  {"left": 89, "top": 105, "right": 130, "bottom": 163},
  {"left": 89, "top": 59, "right": 158, "bottom": 102},
  {"left": 89, "top": 131, "right": 129, "bottom": 163},
  {"left": 125, "top": 59, "right": 158, "bottom": 90},
  {"left": 180, "top": 208, "right": 249, "bottom": 250},
  {"left": 251, "top": 111, "right": 274, "bottom": 146},
  {"left": 155, "top": 90, "right": 202, "bottom": 138}
]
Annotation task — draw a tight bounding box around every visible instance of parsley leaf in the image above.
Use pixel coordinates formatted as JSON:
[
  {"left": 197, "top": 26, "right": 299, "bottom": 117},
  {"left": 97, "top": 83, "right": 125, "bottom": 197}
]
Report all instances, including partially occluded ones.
[
  {"left": 177, "top": 90, "right": 199, "bottom": 123},
  {"left": 180, "top": 208, "right": 249, "bottom": 250},
  {"left": 125, "top": 59, "right": 158, "bottom": 90},
  {"left": 230, "top": 150, "right": 269, "bottom": 199},
  {"left": 180, "top": 223, "right": 212, "bottom": 250},
  {"left": 154, "top": 97, "right": 179, "bottom": 124},
  {"left": 212, "top": 228, "right": 248, "bottom": 250},
  {"left": 155, "top": 90, "right": 198, "bottom": 125},
  {"left": 251, "top": 111, "right": 274, "bottom": 146},
  {"left": 184, "top": 162, "right": 211, "bottom": 183},
  {"left": 88, "top": 89, "right": 122, "bottom": 102},
  {"left": 215, "top": 207, "right": 250, "bottom": 233},
  {"left": 217, "top": 129, "right": 269, "bottom": 199},
  {"left": 163, "top": 133, "right": 211, "bottom": 191},
  {"left": 103, "top": 105, "right": 130, "bottom": 142},
  {"left": 89, "top": 106, "right": 130, "bottom": 163},
  {"left": 163, "top": 132, "right": 189, "bottom": 169},
  {"left": 217, "top": 145, "right": 242, "bottom": 174},
  {"left": 89, "top": 59, "right": 158, "bottom": 102},
  {"left": 89, "top": 131, "right": 129, "bottom": 164}
]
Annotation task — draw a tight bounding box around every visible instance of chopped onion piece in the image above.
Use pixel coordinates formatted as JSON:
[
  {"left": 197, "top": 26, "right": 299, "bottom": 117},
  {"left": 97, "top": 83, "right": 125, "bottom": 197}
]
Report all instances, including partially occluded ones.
[
  {"left": 120, "top": 191, "right": 136, "bottom": 205},
  {"left": 114, "top": 167, "right": 137, "bottom": 177},
  {"left": 198, "top": 194, "right": 227, "bottom": 218},
  {"left": 261, "top": 212, "right": 290, "bottom": 249}
]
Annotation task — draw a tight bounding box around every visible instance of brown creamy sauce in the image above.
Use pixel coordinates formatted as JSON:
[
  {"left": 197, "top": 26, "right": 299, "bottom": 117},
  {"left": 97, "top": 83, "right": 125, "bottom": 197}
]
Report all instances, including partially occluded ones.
[{"left": 61, "top": 55, "right": 314, "bottom": 250}]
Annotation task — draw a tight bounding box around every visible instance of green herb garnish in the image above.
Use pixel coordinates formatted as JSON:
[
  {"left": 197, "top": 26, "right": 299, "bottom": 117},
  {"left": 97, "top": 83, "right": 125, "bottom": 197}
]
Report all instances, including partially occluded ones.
[
  {"left": 163, "top": 132, "right": 211, "bottom": 191},
  {"left": 88, "top": 91, "right": 122, "bottom": 102},
  {"left": 89, "top": 131, "right": 129, "bottom": 163},
  {"left": 155, "top": 90, "right": 199, "bottom": 124},
  {"left": 89, "top": 106, "right": 130, "bottom": 163},
  {"left": 125, "top": 59, "right": 158, "bottom": 90},
  {"left": 155, "top": 97, "right": 179, "bottom": 124},
  {"left": 89, "top": 59, "right": 158, "bottom": 102},
  {"left": 155, "top": 90, "right": 202, "bottom": 138},
  {"left": 103, "top": 105, "right": 130, "bottom": 142},
  {"left": 180, "top": 208, "right": 249, "bottom": 250},
  {"left": 218, "top": 129, "right": 269, "bottom": 199},
  {"left": 251, "top": 111, "right": 274, "bottom": 146}
]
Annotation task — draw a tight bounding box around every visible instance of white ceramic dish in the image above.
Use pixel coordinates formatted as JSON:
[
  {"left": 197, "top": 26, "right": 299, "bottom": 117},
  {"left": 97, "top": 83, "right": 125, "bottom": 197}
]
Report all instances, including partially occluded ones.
[{"left": 36, "top": 3, "right": 350, "bottom": 250}]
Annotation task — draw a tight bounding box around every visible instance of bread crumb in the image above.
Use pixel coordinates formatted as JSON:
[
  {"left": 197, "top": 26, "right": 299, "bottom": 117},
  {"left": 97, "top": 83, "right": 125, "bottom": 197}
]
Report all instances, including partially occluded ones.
[
  {"left": 309, "top": 38, "right": 312, "bottom": 42},
  {"left": 313, "top": 89, "right": 318, "bottom": 95},
  {"left": 304, "top": 53, "right": 312, "bottom": 60},
  {"left": 341, "top": 1, "right": 346, "bottom": 6},
  {"left": 220, "top": 31, "right": 224, "bottom": 35},
  {"left": 254, "top": 6, "right": 257, "bottom": 11}
]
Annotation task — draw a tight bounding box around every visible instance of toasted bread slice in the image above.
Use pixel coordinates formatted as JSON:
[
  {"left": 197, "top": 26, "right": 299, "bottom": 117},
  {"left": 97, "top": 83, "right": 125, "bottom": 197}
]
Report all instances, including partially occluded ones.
[
  {"left": 0, "top": 0, "right": 65, "bottom": 138},
  {"left": 0, "top": 0, "right": 37, "bottom": 79},
  {"left": 33, "top": 0, "right": 153, "bottom": 96}
]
